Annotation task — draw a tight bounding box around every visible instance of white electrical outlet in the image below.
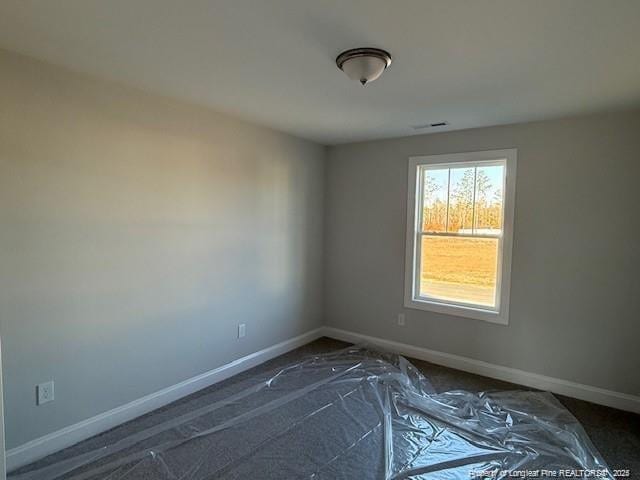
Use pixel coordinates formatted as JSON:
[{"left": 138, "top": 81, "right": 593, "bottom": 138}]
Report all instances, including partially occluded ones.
[
  {"left": 37, "top": 381, "right": 55, "bottom": 405},
  {"left": 397, "top": 313, "right": 406, "bottom": 327},
  {"left": 238, "top": 323, "right": 246, "bottom": 339}
]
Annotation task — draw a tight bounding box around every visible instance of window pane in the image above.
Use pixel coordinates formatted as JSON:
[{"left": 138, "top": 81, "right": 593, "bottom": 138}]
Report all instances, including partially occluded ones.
[
  {"left": 419, "top": 235, "right": 498, "bottom": 307},
  {"left": 474, "top": 165, "right": 504, "bottom": 233},
  {"left": 447, "top": 167, "right": 475, "bottom": 233},
  {"left": 422, "top": 168, "right": 448, "bottom": 232}
]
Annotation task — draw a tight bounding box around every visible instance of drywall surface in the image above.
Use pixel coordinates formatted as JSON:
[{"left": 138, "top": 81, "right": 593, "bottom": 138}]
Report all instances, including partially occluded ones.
[
  {"left": 0, "top": 49, "right": 324, "bottom": 448},
  {"left": 325, "top": 111, "right": 640, "bottom": 396}
]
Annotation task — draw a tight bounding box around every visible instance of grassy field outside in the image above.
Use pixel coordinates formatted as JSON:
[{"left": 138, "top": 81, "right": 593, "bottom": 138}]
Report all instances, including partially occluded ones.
[{"left": 420, "top": 236, "right": 498, "bottom": 307}]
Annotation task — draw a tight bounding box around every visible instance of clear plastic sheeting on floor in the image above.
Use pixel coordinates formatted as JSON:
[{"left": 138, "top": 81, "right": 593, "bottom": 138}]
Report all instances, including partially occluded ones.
[{"left": 10, "top": 346, "right": 613, "bottom": 480}]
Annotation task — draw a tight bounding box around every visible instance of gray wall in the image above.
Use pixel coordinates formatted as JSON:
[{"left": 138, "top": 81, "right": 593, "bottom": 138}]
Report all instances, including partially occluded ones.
[
  {"left": 325, "top": 111, "right": 640, "bottom": 396},
  {"left": 0, "top": 50, "right": 324, "bottom": 448}
]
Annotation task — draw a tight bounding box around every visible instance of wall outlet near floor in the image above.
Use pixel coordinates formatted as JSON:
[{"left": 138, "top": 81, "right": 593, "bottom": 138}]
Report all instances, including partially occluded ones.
[
  {"left": 397, "top": 313, "right": 406, "bottom": 327},
  {"left": 37, "top": 380, "right": 55, "bottom": 405},
  {"left": 238, "top": 323, "right": 246, "bottom": 339}
]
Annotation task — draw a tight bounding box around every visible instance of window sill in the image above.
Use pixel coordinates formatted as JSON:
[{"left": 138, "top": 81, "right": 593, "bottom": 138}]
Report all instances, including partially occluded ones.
[{"left": 404, "top": 297, "right": 509, "bottom": 325}]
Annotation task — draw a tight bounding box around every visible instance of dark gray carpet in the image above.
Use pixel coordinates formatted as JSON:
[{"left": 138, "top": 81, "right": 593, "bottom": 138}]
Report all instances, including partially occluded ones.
[{"left": 11, "top": 337, "right": 640, "bottom": 479}]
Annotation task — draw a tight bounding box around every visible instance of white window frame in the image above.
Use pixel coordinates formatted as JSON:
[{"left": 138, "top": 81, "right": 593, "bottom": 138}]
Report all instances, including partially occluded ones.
[{"left": 404, "top": 149, "right": 517, "bottom": 325}]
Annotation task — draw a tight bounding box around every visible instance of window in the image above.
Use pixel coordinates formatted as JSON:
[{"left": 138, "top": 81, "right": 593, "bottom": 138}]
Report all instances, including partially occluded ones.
[{"left": 404, "top": 149, "right": 516, "bottom": 324}]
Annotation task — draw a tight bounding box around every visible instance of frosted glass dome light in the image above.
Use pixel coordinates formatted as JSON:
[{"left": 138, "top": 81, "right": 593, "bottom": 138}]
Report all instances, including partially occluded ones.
[{"left": 336, "top": 48, "right": 392, "bottom": 86}]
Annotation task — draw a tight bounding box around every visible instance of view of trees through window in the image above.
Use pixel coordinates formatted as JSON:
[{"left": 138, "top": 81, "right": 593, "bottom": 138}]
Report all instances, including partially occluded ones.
[{"left": 418, "top": 162, "right": 505, "bottom": 308}]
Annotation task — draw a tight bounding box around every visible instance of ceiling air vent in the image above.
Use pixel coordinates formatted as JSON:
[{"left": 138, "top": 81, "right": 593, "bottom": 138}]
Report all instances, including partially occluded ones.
[{"left": 412, "top": 121, "right": 450, "bottom": 130}]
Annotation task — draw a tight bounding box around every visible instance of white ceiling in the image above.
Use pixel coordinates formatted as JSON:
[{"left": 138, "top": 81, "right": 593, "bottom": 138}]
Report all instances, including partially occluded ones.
[{"left": 1, "top": 1, "right": 639, "bottom": 145}]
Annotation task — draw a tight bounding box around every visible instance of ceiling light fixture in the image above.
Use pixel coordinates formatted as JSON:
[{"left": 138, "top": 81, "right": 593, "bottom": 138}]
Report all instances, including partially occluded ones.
[{"left": 336, "top": 48, "right": 392, "bottom": 86}]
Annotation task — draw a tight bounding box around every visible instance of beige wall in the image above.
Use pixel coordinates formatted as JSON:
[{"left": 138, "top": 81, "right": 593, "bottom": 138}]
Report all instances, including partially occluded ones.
[
  {"left": 325, "top": 111, "right": 640, "bottom": 396},
  {"left": 0, "top": 50, "right": 325, "bottom": 448}
]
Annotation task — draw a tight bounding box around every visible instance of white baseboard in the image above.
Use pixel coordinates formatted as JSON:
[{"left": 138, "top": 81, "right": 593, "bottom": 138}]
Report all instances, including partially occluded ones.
[
  {"left": 322, "top": 327, "right": 640, "bottom": 415},
  {"left": 7, "top": 326, "right": 639, "bottom": 473},
  {"left": 6, "top": 327, "right": 324, "bottom": 473}
]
